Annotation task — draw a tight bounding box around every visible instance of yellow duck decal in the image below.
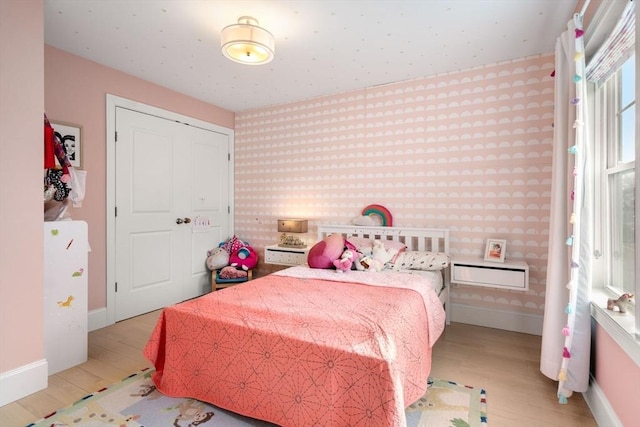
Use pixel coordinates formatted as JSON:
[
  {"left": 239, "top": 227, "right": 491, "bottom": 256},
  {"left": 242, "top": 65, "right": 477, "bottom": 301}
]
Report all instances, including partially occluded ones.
[{"left": 57, "top": 295, "right": 74, "bottom": 308}]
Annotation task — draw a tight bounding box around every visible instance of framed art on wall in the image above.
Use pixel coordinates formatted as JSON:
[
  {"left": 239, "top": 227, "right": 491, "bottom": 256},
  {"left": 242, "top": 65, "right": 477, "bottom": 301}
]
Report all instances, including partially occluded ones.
[
  {"left": 52, "top": 122, "right": 82, "bottom": 169},
  {"left": 484, "top": 238, "right": 506, "bottom": 263}
]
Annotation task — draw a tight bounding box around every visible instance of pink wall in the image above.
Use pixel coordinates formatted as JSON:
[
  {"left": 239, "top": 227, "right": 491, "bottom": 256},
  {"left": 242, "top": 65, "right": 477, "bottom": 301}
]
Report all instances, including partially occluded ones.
[
  {"left": 44, "top": 46, "right": 234, "bottom": 310},
  {"left": 235, "top": 54, "right": 555, "bottom": 317},
  {"left": 2, "top": 12, "right": 632, "bottom": 421},
  {"left": 0, "top": 0, "right": 45, "bottom": 372},
  {"left": 592, "top": 323, "right": 640, "bottom": 426}
]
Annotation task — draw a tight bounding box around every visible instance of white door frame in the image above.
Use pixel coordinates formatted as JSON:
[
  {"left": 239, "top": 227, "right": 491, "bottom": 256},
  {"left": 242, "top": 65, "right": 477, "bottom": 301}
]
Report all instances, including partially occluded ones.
[{"left": 105, "top": 94, "right": 234, "bottom": 327}]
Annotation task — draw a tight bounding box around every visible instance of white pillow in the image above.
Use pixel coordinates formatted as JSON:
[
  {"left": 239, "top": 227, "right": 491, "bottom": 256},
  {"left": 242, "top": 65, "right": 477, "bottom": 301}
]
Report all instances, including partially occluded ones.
[{"left": 392, "top": 251, "right": 450, "bottom": 271}]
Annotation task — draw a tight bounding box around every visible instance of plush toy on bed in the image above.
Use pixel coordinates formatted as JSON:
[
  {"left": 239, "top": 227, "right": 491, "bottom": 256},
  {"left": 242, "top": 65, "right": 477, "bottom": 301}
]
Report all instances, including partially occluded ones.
[
  {"left": 308, "top": 233, "right": 346, "bottom": 269},
  {"left": 354, "top": 241, "right": 397, "bottom": 272},
  {"left": 355, "top": 254, "right": 383, "bottom": 272},
  {"left": 333, "top": 249, "right": 355, "bottom": 273},
  {"left": 372, "top": 240, "right": 398, "bottom": 265}
]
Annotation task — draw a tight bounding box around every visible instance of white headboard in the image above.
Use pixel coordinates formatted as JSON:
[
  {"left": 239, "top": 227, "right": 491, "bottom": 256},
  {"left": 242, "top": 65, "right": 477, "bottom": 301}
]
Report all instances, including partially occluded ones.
[
  {"left": 317, "top": 224, "right": 452, "bottom": 325},
  {"left": 317, "top": 224, "right": 450, "bottom": 254}
]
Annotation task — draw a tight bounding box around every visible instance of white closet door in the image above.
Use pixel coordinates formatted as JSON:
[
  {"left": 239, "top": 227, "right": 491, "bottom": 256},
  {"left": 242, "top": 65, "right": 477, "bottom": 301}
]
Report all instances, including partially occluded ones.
[{"left": 114, "top": 108, "right": 229, "bottom": 321}]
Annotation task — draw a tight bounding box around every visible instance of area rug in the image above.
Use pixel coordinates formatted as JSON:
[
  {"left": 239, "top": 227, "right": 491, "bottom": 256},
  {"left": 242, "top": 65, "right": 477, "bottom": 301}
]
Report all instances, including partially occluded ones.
[{"left": 28, "top": 368, "right": 487, "bottom": 427}]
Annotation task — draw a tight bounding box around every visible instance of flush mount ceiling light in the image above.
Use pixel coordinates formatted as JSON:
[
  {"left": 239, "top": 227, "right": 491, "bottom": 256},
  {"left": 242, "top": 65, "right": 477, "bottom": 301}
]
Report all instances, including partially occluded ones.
[{"left": 220, "top": 16, "right": 275, "bottom": 65}]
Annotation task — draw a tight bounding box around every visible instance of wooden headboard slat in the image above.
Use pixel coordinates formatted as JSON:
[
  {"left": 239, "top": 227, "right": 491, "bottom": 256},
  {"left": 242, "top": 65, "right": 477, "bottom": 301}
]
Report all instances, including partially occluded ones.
[{"left": 317, "top": 224, "right": 449, "bottom": 253}]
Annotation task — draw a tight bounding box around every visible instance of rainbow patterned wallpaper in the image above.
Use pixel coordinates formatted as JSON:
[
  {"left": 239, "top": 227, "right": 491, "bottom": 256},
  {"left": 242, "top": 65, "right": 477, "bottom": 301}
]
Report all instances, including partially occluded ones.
[{"left": 234, "top": 53, "right": 555, "bottom": 319}]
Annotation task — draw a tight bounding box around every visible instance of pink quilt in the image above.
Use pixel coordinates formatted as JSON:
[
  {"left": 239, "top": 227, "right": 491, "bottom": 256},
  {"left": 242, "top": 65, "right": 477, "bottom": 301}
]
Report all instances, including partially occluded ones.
[{"left": 144, "top": 267, "right": 445, "bottom": 427}]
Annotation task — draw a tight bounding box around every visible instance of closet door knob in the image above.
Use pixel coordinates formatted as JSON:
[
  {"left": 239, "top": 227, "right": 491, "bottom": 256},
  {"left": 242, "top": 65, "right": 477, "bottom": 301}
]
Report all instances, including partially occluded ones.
[
  {"left": 184, "top": 217, "right": 191, "bottom": 224},
  {"left": 176, "top": 218, "right": 184, "bottom": 224}
]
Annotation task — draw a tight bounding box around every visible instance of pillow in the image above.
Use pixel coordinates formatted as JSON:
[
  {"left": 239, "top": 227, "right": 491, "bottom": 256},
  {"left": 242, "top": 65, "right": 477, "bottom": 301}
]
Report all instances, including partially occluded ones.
[
  {"left": 392, "top": 251, "right": 450, "bottom": 271},
  {"left": 382, "top": 240, "right": 407, "bottom": 263},
  {"left": 219, "top": 266, "right": 248, "bottom": 279},
  {"left": 346, "top": 237, "right": 407, "bottom": 254},
  {"left": 221, "top": 235, "right": 245, "bottom": 254},
  {"left": 308, "top": 233, "right": 345, "bottom": 269},
  {"left": 382, "top": 240, "right": 407, "bottom": 253}
]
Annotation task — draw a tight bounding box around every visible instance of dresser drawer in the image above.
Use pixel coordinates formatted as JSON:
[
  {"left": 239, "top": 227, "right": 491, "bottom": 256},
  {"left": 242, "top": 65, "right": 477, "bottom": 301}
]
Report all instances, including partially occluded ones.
[
  {"left": 451, "top": 257, "right": 529, "bottom": 291},
  {"left": 264, "top": 245, "right": 309, "bottom": 266}
]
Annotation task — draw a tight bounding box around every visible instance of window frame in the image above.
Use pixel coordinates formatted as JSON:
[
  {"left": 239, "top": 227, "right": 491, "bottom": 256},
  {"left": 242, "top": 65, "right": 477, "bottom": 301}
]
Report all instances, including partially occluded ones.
[
  {"left": 604, "top": 61, "right": 635, "bottom": 295},
  {"left": 591, "top": 54, "right": 639, "bottom": 346}
]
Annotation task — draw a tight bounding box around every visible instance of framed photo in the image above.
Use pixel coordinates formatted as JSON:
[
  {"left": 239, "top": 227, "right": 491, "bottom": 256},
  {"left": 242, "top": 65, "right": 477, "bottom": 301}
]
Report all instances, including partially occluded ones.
[
  {"left": 484, "top": 239, "right": 506, "bottom": 263},
  {"left": 51, "top": 122, "right": 82, "bottom": 169}
]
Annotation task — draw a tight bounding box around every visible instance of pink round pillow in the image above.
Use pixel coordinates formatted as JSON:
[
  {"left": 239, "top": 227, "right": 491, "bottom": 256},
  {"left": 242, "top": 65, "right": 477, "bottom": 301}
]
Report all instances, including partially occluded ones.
[
  {"left": 229, "top": 246, "right": 258, "bottom": 271},
  {"left": 307, "top": 233, "right": 345, "bottom": 269}
]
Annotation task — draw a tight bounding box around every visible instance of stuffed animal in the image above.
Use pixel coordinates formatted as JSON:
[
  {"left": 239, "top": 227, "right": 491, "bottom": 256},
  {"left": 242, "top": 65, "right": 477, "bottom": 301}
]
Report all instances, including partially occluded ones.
[
  {"left": 221, "top": 235, "right": 246, "bottom": 255},
  {"left": 206, "top": 247, "right": 229, "bottom": 271},
  {"left": 607, "top": 293, "right": 634, "bottom": 314},
  {"left": 371, "top": 240, "right": 398, "bottom": 265},
  {"left": 219, "top": 265, "right": 248, "bottom": 279},
  {"left": 229, "top": 246, "right": 258, "bottom": 271},
  {"left": 355, "top": 254, "right": 383, "bottom": 272},
  {"left": 308, "top": 233, "right": 345, "bottom": 269},
  {"left": 333, "top": 249, "right": 355, "bottom": 272}
]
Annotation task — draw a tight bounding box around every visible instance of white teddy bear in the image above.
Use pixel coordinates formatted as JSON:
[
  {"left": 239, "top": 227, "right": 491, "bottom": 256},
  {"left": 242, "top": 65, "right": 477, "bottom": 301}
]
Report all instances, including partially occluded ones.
[
  {"left": 354, "top": 241, "right": 398, "bottom": 272},
  {"left": 371, "top": 240, "right": 397, "bottom": 265}
]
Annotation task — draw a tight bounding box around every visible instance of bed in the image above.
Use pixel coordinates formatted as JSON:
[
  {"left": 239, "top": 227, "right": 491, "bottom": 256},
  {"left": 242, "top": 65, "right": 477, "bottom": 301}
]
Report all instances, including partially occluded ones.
[
  {"left": 144, "top": 225, "right": 450, "bottom": 427},
  {"left": 317, "top": 224, "right": 451, "bottom": 325}
]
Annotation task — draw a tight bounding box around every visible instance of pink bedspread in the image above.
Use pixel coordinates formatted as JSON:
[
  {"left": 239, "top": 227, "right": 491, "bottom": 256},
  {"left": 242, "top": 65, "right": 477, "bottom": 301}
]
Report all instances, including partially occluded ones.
[{"left": 144, "top": 268, "right": 445, "bottom": 427}]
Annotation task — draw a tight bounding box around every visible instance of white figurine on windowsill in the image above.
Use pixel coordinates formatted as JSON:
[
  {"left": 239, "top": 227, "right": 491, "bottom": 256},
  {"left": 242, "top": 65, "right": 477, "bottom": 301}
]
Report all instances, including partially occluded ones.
[{"left": 606, "top": 293, "right": 634, "bottom": 314}]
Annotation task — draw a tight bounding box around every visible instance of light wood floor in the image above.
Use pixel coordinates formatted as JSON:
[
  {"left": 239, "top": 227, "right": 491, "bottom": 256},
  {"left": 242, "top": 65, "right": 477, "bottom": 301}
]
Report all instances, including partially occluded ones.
[{"left": 1, "top": 311, "right": 597, "bottom": 427}]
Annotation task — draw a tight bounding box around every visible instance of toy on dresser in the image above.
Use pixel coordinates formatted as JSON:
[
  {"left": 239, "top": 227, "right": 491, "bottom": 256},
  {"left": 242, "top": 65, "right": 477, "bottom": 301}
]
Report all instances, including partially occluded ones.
[{"left": 607, "top": 293, "right": 634, "bottom": 314}]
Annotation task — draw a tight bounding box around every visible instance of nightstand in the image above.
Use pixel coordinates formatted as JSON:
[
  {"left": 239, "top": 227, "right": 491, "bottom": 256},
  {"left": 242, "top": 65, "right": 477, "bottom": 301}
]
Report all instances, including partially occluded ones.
[
  {"left": 264, "top": 244, "right": 309, "bottom": 266},
  {"left": 451, "top": 256, "right": 529, "bottom": 291}
]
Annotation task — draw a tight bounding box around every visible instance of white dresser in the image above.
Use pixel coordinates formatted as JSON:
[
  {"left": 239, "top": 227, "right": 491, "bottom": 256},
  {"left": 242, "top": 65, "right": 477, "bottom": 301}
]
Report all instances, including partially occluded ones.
[{"left": 44, "top": 220, "right": 89, "bottom": 374}]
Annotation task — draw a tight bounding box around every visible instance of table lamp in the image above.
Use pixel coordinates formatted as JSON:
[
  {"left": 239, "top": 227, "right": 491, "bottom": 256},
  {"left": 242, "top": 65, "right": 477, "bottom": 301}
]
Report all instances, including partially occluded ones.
[{"left": 277, "top": 219, "right": 308, "bottom": 248}]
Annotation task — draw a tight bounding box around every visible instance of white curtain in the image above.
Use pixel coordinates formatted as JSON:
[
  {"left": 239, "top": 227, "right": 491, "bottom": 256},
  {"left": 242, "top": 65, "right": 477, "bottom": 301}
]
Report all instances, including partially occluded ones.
[{"left": 540, "top": 14, "right": 593, "bottom": 402}]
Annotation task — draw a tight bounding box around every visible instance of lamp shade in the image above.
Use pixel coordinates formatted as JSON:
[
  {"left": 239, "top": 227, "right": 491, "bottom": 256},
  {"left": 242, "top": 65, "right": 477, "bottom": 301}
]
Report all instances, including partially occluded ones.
[
  {"left": 277, "top": 219, "right": 308, "bottom": 233},
  {"left": 221, "top": 16, "right": 275, "bottom": 65}
]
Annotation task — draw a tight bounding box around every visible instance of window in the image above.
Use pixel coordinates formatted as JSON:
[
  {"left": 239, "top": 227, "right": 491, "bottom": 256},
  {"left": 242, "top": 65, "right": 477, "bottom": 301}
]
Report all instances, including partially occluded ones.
[
  {"left": 605, "top": 55, "right": 636, "bottom": 296},
  {"left": 594, "top": 53, "right": 637, "bottom": 318}
]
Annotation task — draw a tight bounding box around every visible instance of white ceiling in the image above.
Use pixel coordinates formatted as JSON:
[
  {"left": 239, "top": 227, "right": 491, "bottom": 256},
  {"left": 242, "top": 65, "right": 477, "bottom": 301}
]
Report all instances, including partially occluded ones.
[{"left": 44, "top": 0, "right": 578, "bottom": 112}]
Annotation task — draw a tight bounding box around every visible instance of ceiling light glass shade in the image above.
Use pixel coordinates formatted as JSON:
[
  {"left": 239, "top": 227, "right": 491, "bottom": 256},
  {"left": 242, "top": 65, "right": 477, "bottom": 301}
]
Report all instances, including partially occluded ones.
[{"left": 221, "top": 16, "right": 275, "bottom": 65}]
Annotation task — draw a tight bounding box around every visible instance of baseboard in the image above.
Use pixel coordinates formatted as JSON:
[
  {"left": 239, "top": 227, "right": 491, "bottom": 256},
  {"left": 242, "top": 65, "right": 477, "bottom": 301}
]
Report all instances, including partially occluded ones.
[
  {"left": 0, "top": 359, "right": 48, "bottom": 406},
  {"left": 88, "top": 307, "right": 108, "bottom": 332},
  {"left": 583, "top": 374, "right": 623, "bottom": 427},
  {"left": 450, "top": 302, "right": 543, "bottom": 335}
]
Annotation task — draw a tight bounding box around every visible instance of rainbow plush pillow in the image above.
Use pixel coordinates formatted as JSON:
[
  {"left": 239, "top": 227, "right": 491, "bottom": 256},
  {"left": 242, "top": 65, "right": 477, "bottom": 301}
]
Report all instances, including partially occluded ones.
[{"left": 308, "top": 233, "right": 345, "bottom": 269}]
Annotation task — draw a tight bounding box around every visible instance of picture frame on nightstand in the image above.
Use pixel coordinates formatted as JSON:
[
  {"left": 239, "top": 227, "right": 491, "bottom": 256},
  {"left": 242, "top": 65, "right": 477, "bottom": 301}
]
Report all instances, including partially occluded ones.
[{"left": 484, "top": 238, "right": 506, "bottom": 263}]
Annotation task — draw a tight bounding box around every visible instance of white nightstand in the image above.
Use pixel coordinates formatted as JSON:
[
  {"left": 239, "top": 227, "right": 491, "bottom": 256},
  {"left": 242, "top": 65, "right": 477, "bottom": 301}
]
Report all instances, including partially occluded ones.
[
  {"left": 264, "top": 245, "right": 309, "bottom": 266},
  {"left": 451, "top": 256, "right": 529, "bottom": 291}
]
